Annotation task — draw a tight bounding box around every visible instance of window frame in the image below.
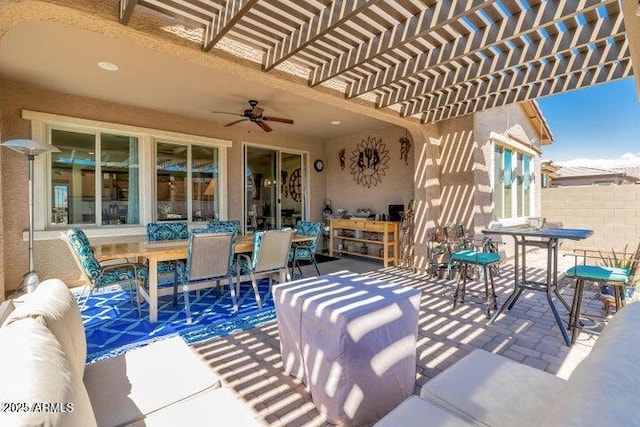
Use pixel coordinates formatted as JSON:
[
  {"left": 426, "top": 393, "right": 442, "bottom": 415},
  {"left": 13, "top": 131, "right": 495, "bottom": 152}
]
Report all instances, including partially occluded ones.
[
  {"left": 490, "top": 132, "right": 538, "bottom": 221},
  {"left": 25, "top": 109, "right": 231, "bottom": 240}
]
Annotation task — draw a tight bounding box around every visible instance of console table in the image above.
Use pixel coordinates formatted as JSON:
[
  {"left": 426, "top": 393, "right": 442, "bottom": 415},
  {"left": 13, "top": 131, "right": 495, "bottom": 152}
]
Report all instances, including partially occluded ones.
[{"left": 329, "top": 218, "right": 399, "bottom": 266}]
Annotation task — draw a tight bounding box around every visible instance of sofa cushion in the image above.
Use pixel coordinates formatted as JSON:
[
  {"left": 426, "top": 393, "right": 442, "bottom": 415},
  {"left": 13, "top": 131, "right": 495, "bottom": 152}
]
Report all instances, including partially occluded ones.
[
  {"left": 542, "top": 301, "right": 640, "bottom": 426},
  {"left": 421, "top": 349, "right": 566, "bottom": 427},
  {"left": 0, "top": 317, "right": 97, "bottom": 427},
  {"left": 0, "top": 299, "right": 14, "bottom": 326},
  {"left": 374, "top": 395, "right": 473, "bottom": 427},
  {"left": 84, "top": 336, "right": 221, "bottom": 427},
  {"left": 126, "top": 388, "right": 260, "bottom": 427},
  {"left": 5, "top": 279, "right": 87, "bottom": 378}
]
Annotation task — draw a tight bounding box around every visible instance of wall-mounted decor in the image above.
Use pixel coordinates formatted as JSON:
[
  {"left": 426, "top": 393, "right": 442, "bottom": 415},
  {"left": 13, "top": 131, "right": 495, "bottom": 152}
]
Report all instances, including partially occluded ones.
[
  {"left": 281, "top": 170, "right": 289, "bottom": 198},
  {"left": 313, "top": 159, "right": 325, "bottom": 172},
  {"left": 350, "top": 136, "right": 389, "bottom": 188},
  {"left": 399, "top": 136, "right": 411, "bottom": 165},
  {"left": 338, "top": 148, "right": 346, "bottom": 170},
  {"left": 288, "top": 168, "right": 302, "bottom": 202}
]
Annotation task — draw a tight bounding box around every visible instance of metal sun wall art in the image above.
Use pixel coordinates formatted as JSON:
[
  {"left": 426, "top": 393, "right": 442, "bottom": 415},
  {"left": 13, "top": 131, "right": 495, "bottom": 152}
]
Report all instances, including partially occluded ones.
[{"left": 350, "top": 136, "right": 389, "bottom": 188}]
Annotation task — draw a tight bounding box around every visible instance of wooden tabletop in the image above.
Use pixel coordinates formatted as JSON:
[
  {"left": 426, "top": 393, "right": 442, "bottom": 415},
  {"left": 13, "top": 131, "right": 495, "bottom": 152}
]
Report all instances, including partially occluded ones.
[{"left": 94, "top": 234, "right": 314, "bottom": 262}]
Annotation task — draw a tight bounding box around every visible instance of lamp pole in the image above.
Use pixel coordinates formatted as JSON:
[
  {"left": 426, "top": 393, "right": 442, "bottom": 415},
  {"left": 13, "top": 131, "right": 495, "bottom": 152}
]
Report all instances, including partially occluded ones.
[{"left": 1, "top": 139, "right": 60, "bottom": 293}]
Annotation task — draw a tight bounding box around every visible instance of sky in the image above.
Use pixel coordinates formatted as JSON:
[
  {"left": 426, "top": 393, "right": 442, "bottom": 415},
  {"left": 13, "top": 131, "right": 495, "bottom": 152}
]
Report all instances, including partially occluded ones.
[{"left": 537, "top": 77, "right": 640, "bottom": 168}]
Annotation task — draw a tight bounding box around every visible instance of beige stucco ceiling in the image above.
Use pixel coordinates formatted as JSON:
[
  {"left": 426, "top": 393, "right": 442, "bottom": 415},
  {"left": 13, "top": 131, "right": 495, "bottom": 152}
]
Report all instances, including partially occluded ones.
[{"left": 0, "top": 20, "right": 394, "bottom": 139}]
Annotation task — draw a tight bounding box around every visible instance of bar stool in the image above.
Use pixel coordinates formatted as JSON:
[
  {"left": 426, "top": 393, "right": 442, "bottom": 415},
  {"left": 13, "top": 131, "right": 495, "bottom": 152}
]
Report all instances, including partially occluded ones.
[
  {"left": 565, "top": 240, "right": 640, "bottom": 343},
  {"left": 450, "top": 249, "right": 500, "bottom": 318},
  {"left": 565, "top": 265, "right": 631, "bottom": 344}
]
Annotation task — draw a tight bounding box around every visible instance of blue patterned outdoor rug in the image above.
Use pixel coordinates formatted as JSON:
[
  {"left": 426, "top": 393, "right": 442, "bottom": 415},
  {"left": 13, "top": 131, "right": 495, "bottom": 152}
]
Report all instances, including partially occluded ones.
[{"left": 78, "top": 280, "right": 277, "bottom": 364}]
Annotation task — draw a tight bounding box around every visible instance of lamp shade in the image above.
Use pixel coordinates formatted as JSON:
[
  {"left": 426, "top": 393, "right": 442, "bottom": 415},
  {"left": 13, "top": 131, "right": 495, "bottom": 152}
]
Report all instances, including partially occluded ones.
[{"left": 1, "top": 139, "right": 60, "bottom": 155}]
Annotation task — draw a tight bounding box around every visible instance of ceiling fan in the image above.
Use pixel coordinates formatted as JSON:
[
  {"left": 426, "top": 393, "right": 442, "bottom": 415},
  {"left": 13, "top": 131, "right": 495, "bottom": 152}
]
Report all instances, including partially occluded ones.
[{"left": 212, "top": 100, "right": 294, "bottom": 132}]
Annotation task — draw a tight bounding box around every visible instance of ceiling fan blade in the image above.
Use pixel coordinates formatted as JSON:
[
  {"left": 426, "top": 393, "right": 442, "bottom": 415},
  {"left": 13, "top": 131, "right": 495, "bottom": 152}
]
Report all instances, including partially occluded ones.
[
  {"left": 262, "top": 116, "right": 294, "bottom": 124},
  {"left": 256, "top": 120, "right": 273, "bottom": 132},
  {"left": 224, "top": 118, "right": 249, "bottom": 127},
  {"left": 211, "top": 111, "right": 244, "bottom": 116}
]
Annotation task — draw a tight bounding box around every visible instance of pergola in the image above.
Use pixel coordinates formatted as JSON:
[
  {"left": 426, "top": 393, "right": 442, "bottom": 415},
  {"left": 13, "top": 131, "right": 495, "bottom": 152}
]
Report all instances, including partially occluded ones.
[{"left": 117, "top": 0, "right": 640, "bottom": 124}]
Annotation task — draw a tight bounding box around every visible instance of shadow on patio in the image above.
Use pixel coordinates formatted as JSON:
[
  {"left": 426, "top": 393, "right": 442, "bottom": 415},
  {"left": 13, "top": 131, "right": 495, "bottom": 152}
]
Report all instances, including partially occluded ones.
[{"left": 192, "top": 253, "right": 610, "bottom": 426}]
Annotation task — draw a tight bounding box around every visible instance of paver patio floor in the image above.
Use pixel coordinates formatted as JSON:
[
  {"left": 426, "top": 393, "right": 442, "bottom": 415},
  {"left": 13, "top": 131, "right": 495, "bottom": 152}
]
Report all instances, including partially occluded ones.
[{"left": 191, "top": 251, "right": 618, "bottom": 426}]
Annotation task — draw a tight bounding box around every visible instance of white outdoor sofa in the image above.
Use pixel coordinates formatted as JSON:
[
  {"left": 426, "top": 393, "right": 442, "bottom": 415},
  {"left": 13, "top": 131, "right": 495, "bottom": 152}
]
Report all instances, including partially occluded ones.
[
  {"left": 0, "top": 279, "right": 259, "bottom": 427},
  {"left": 376, "top": 299, "right": 640, "bottom": 427}
]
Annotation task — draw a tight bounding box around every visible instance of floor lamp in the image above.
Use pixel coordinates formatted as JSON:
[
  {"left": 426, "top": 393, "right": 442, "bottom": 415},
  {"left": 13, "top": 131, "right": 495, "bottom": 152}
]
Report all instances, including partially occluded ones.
[{"left": 1, "top": 139, "right": 60, "bottom": 293}]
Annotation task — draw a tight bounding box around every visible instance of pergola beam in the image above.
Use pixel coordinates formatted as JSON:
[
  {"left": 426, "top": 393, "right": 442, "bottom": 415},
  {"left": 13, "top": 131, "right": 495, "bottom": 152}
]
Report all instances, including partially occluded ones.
[
  {"left": 309, "top": 0, "right": 489, "bottom": 87},
  {"left": 346, "top": 0, "right": 608, "bottom": 99},
  {"left": 119, "top": 0, "right": 139, "bottom": 25},
  {"left": 380, "top": 10, "right": 623, "bottom": 111},
  {"left": 402, "top": 16, "right": 629, "bottom": 116},
  {"left": 202, "top": 0, "right": 258, "bottom": 52},
  {"left": 423, "top": 58, "right": 633, "bottom": 123},
  {"left": 416, "top": 38, "right": 629, "bottom": 115},
  {"left": 619, "top": 0, "right": 640, "bottom": 100},
  {"left": 263, "top": 0, "right": 374, "bottom": 72}
]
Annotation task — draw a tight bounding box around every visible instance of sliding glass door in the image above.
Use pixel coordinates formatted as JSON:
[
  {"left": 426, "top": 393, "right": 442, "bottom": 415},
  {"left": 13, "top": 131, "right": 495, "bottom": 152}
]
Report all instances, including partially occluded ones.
[{"left": 244, "top": 145, "right": 306, "bottom": 233}]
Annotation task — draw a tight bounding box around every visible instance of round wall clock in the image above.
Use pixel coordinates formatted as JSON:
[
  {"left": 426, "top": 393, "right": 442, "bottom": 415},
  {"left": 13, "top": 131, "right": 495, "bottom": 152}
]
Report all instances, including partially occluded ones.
[{"left": 313, "top": 159, "right": 325, "bottom": 172}]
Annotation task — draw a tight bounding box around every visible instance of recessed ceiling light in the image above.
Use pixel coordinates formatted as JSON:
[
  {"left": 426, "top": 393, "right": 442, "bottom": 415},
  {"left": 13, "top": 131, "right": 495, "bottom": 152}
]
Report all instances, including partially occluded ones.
[
  {"left": 98, "top": 61, "right": 119, "bottom": 71},
  {"left": 330, "top": 120, "right": 341, "bottom": 125}
]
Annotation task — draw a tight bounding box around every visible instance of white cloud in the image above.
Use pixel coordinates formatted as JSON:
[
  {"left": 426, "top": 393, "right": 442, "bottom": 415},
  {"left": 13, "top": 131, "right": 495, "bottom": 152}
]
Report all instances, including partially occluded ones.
[{"left": 558, "top": 152, "right": 640, "bottom": 169}]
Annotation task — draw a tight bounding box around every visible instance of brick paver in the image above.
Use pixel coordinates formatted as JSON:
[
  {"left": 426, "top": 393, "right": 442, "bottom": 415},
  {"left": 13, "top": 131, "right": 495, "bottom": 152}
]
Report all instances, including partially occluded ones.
[{"left": 191, "top": 250, "right": 615, "bottom": 425}]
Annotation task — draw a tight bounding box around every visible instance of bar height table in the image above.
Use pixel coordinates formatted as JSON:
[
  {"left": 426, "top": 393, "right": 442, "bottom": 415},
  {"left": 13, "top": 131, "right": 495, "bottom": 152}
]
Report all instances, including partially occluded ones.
[
  {"left": 272, "top": 270, "right": 421, "bottom": 426},
  {"left": 483, "top": 226, "right": 593, "bottom": 346}
]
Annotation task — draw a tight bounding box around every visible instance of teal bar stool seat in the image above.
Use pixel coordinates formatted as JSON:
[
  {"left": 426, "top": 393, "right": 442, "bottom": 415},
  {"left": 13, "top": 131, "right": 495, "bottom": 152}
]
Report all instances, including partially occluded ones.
[{"left": 450, "top": 249, "right": 500, "bottom": 318}]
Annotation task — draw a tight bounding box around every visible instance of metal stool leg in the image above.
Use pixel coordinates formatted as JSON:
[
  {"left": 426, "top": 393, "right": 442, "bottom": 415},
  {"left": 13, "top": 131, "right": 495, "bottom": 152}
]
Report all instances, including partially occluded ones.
[
  {"left": 570, "top": 278, "right": 585, "bottom": 344},
  {"left": 483, "top": 264, "right": 491, "bottom": 318},
  {"left": 452, "top": 263, "right": 463, "bottom": 310},
  {"left": 488, "top": 265, "right": 498, "bottom": 310}
]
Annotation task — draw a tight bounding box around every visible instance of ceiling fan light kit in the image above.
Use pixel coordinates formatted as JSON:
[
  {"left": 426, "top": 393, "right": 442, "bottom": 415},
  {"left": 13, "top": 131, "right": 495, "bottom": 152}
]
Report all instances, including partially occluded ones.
[{"left": 213, "top": 100, "right": 294, "bottom": 132}]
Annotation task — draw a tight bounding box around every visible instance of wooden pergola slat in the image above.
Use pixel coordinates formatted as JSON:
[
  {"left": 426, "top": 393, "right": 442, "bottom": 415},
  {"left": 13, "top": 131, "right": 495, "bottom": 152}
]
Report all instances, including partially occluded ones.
[
  {"left": 114, "top": 0, "right": 639, "bottom": 124},
  {"left": 203, "top": 0, "right": 258, "bottom": 52}
]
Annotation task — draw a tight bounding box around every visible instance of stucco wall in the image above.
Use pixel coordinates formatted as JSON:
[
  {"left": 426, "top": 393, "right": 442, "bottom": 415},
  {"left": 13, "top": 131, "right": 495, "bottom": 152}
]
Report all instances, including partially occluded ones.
[
  {"left": 0, "top": 79, "right": 327, "bottom": 291},
  {"left": 436, "top": 115, "right": 476, "bottom": 230},
  {"left": 541, "top": 186, "right": 640, "bottom": 252},
  {"left": 410, "top": 125, "right": 441, "bottom": 270},
  {"left": 325, "top": 126, "right": 415, "bottom": 216}
]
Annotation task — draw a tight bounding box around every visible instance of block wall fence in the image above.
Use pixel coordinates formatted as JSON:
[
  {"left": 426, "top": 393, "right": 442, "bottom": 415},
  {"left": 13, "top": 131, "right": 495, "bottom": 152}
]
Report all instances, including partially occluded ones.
[{"left": 541, "top": 186, "right": 640, "bottom": 252}]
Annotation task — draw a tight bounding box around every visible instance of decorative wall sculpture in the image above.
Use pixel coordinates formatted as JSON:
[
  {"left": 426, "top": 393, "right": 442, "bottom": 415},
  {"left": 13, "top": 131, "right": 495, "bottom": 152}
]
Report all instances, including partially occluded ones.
[
  {"left": 288, "top": 168, "right": 302, "bottom": 202},
  {"left": 399, "top": 136, "right": 411, "bottom": 165},
  {"left": 338, "top": 148, "right": 346, "bottom": 170},
  {"left": 399, "top": 199, "right": 415, "bottom": 270},
  {"left": 350, "top": 136, "right": 389, "bottom": 188}
]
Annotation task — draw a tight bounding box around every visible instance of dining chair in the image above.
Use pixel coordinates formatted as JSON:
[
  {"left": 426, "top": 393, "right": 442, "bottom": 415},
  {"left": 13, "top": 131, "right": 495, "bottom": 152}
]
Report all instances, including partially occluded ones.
[
  {"left": 565, "top": 240, "right": 640, "bottom": 343},
  {"left": 65, "top": 228, "right": 147, "bottom": 315},
  {"left": 236, "top": 229, "right": 295, "bottom": 309},
  {"left": 288, "top": 221, "right": 322, "bottom": 277},
  {"left": 146, "top": 221, "right": 188, "bottom": 275},
  {"left": 174, "top": 230, "right": 238, "bottom": 323},
  {"left": 206, "top": 220, "right": 241, "bottom": 233},
  {"left": 449, "top": 237, "right": 501, "bottom": 318}
]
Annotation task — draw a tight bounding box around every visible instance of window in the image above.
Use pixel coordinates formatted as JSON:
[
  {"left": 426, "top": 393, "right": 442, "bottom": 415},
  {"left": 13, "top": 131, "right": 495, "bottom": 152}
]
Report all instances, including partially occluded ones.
[
  {"left": 50, "top": 129, "right": 140, "bottom": 226},
  {"left": 30, "top": 109, "right": 231, "bottom": 234},
  {"left": 493, "top": 143, "right": 534, "bottom": 220},
  {"left": 156, "top": 142, "right": 220, "bottom": 222}
]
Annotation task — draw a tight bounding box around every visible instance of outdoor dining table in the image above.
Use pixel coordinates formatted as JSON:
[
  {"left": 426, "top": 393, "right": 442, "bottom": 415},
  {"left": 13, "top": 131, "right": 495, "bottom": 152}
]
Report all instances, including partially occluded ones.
[
  {"left": 272, "top": 270, "right": 421, "bottom": 426},
  {"left": 94, "top": 233, "right": 315, "bottom": 323},
  {"left": 482, "top": 225, "right": 593, "bottom": 346}
]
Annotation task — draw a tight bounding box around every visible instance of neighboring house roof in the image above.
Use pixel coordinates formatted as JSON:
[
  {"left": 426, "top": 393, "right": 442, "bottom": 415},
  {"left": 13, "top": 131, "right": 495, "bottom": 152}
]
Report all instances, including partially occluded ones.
[{"left": 553, "top": 165, "right": 640, "bottom": 185}]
